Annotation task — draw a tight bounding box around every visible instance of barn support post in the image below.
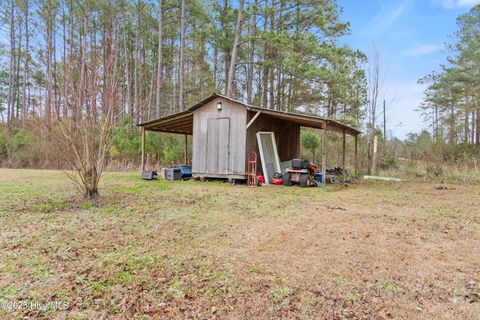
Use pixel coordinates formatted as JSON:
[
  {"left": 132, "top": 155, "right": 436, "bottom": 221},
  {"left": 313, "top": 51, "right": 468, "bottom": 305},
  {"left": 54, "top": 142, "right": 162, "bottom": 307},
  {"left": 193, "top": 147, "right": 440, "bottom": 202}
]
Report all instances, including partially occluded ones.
[
  {"left": 322, "top": 121, "right": 327, "bottom": 190},
  {"left": 354, "top": 134, "right": 358, "bottom": 175},
  {"left": 184, "top": 134, "right": 188, "bottom": 164},
  {"left": 141, "top": 127, "right": 146, "bottom": 171},
  {"left": 342, "top": 129, "right": 346, "bottom": 183}
]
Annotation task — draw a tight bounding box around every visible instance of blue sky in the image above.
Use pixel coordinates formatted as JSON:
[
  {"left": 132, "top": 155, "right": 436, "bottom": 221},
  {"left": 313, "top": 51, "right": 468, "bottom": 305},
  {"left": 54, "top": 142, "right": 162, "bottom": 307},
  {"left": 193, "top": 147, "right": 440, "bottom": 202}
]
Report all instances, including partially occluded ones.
[{"left": 339, "top": 0, "right": 480, "bottom": 138}]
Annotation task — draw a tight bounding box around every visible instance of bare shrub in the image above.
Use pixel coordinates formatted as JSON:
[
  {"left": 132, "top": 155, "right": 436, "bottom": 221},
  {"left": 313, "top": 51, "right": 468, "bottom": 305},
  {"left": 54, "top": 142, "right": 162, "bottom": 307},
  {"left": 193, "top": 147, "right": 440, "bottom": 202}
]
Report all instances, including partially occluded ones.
[{"left": 48, "top": 18, "right": 119, "bottom": 199}]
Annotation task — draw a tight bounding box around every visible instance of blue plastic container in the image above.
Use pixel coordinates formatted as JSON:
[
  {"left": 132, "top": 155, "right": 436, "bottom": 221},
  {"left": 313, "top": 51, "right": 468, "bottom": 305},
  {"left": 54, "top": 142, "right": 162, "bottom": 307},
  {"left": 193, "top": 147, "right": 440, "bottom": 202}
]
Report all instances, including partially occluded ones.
[
  {"left": 314, "top": 172, "right": 323, "bottom": 183},
  {"left": 179, "top": 165, "right": 192, "bottom": 179}
]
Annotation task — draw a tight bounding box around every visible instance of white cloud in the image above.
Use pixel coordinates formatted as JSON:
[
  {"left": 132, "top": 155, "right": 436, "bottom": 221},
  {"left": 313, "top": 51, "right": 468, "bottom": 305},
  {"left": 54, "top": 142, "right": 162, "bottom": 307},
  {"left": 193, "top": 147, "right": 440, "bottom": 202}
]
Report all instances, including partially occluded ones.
[
  {"left": 404, "top": 43, "right": 443, "bottom": 57},
  {"left": 364, "top": 0, "right": 415, "bottom": 37},
  {"left": 437, "top": 0, "right": 480, "bottom": 8}
]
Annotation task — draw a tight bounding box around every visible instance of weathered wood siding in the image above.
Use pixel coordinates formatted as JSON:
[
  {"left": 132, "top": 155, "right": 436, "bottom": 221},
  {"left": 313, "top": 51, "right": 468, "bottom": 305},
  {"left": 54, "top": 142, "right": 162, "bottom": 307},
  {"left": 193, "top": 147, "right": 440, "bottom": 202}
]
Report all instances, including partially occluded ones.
[
  {"left": 192, "top": 97, "right": 247, "bottom": 177},
  {"left": 246, "top": 111, "right": 300, "bottom": 174}
]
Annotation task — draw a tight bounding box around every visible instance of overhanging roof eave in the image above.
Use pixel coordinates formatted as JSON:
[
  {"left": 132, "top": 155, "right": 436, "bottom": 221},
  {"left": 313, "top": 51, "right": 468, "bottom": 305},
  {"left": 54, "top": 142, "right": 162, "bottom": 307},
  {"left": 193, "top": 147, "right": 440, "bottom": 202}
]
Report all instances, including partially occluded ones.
[
  {"left": 246, "top": 106, "right": 361, "bottom": 136},
  {"left": 138, "top": 111, "right": 193, "bottom": 135},
  {"left": 137, "top": 92, "right": 361, "bottom": 136},
  {"left": 137, "top": 110, "right": 193, "bottom": 128},
  {"left": 146, "top": 128, "right": 193, "bottom": 134}
]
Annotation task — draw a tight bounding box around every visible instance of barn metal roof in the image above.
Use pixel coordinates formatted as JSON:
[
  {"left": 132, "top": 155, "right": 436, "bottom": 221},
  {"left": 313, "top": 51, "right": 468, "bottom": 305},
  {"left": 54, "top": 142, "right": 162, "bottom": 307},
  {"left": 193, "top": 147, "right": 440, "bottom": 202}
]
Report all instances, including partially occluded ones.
[{"left": 138, "top": 93, "right": 361, "bottom": 136}]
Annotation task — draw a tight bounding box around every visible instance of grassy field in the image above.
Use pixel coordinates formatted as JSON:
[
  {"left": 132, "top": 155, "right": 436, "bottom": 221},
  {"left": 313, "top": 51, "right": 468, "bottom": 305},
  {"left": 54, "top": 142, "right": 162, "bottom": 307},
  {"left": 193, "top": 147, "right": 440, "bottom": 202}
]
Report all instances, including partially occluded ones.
[{"left": 0, "top": 169, "right": 479, "bottom": 319}]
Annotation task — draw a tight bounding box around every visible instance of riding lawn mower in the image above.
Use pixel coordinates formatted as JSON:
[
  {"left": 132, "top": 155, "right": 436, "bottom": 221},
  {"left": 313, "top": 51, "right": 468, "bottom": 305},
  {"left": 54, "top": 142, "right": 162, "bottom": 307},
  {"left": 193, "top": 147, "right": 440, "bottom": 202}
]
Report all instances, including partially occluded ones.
[{"left": 282, "top": 159, "right": 320, "bottom": 187}]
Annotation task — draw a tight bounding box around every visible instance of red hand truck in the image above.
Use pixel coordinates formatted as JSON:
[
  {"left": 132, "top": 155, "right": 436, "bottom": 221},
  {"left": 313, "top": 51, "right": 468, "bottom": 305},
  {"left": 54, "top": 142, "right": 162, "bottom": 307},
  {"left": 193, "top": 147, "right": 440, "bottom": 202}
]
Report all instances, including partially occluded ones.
[{"left": 247, "top": 151, "right": 258, "bottom": 187}]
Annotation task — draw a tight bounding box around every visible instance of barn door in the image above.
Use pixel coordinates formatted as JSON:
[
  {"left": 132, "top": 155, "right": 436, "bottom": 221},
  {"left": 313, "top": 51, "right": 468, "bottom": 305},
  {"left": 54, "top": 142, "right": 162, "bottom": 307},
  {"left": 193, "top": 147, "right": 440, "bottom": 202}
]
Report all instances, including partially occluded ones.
[
  {"left": 206, "top": 118, "right": 230, "bottom": 174},
  {"left": 256, "top": 132, "right": 281, "bottom": 184}
]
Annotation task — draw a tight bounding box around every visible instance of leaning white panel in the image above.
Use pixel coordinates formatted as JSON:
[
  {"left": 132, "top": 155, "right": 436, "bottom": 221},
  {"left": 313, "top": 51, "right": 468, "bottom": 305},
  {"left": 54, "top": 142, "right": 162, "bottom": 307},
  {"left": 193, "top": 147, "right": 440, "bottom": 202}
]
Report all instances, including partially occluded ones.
[{"left": 256, "top": 132, "right": 281, "bottom": 184}]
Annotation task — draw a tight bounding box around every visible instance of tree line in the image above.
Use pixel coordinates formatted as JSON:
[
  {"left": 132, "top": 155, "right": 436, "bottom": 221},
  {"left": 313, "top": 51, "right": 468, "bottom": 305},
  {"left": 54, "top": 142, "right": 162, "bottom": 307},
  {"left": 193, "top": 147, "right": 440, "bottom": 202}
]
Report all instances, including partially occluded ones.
[
  {"left": 419, "top": 4, "right": 480, "bottom": 149},
  {"left": 0, "top": 0, "right": 367, "bottom": 128}
]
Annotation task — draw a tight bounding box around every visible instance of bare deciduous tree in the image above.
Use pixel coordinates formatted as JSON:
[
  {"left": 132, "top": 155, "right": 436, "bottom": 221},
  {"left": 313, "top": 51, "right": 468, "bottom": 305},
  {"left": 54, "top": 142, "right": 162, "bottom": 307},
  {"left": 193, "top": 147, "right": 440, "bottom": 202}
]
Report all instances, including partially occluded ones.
[
  {"left": 50, "top": 15, "right": 119, "bottom": 199},
  {"left": 366, "top": 46, "right": 381, "bottom": 174}
]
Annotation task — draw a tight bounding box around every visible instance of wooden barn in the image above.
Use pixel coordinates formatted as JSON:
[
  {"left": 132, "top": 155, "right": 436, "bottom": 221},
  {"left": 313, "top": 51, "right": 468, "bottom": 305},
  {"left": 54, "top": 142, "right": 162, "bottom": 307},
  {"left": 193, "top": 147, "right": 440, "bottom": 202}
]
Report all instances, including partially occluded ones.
[{"left": 138, "top": 93, "right": 361, "bottom": 184}]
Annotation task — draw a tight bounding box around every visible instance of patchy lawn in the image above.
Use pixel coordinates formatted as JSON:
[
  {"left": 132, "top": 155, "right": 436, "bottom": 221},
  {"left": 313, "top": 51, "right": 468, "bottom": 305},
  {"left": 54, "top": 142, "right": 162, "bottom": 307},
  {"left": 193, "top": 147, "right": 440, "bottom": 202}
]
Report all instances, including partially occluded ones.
[{"left": 0, "top": 169, "right": 479, "bottom": 319}]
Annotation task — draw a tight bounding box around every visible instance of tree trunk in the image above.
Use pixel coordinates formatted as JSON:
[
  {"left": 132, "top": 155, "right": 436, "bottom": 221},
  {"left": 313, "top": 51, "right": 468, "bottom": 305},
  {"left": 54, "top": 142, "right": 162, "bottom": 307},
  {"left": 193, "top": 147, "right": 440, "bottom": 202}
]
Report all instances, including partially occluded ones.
[
  {"left": 371, "top": 135, "right": 378, "bottom": 175},
  {"left": 476, "top": 108, "right": 480, "bottom": 147},
  {"left": 226, "top": 0, "right": 244, "bottom": 98},
  {"left": 170, "top": 37, "right": 176, "bottom": 114},
  {"left": 268, "top": 0, "right": 275, "bottom": 110},
  {"left": 213, "top": 46, "right": 218, "bottom": 88},
  {"left": 246, "top": 0, "right": 257, "bottom": 105},
  {"left": 367, "top": 48, "right": 380, "bottom": 174},
  {"left": 287, "top": 74, "right": 293, "bottom": 111},
  {"left": 464, "top": 110, "right": 469, "bottom": 143},
  {"left": 155, "top": 0, "right": 164, "bottom": 118},
  {"left": 46, "top": 2, "right": 53, "bottom": 124},
  {"left": 470, "top": 111, "right": 475, "bottom": 144},
  {"left": 86, "top": 188, "right": 100, "bottom": 199},
  {"left": 222, "top": 0, "right": 229, "bottom": 91},
  {"left": 262, "top": 0, "right": 268, "bottom": 109},
  {"left": 68, "top": 0, "right": 74, "bottom": 117},
  {"left": 276, "top": 0, "right": 285, "bottom": 110},
  {"left": 15, "top": 14, "right": 22, "bottom": 120},
  {"left": 22, "top": 0, "right": 29, "bottom": 121},
  {"left": 179, "top": 0, "right": 185, "bottom": 111},
  {"left": 53, "top": 18, "right": 58, "bottom": 119},
  {"left": 62, "top": 2, "right": 67, "bottom": 117},
  {"left": 449, "top": 106, "right": 455, "bottom": 145},
  {"left": 134, "top": 2, "right": 141, "bottom": 123},
  {"left": 123, "top": 17, "right": 132, "bottom": 117},
  {"left": 7, "top": 0, "right": 16, "bottom": 125}
]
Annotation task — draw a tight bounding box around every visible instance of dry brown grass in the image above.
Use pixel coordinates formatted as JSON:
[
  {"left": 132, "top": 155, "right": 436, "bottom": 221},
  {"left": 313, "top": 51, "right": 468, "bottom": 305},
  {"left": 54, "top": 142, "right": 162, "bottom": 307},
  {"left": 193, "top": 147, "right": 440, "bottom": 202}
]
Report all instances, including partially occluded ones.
[{"left": 0, "top": 169, "right": 479, "bottom": 319}]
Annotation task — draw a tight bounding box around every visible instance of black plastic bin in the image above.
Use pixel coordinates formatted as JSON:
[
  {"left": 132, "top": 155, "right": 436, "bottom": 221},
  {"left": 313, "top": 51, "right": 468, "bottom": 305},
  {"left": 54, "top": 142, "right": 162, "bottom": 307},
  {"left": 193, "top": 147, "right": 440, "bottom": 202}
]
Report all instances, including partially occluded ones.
[{"left": 291, "top": 159, "right": 310, "bottom": 169}]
